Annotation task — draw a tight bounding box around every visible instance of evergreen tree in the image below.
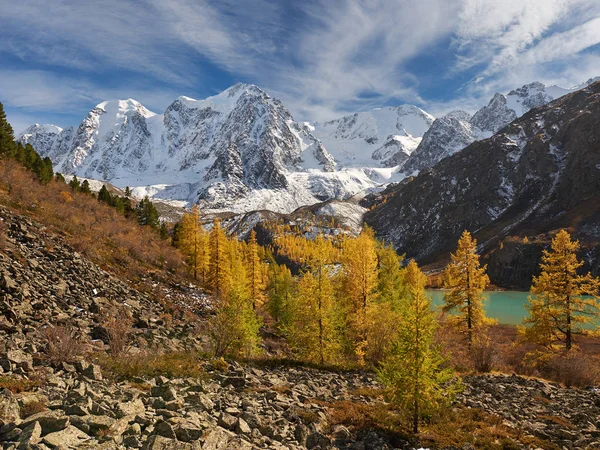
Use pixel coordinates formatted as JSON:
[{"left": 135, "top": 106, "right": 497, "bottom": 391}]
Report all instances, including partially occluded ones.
[
  {"left": 442, "top": 230, "right": 492, "bottom": 346},
  {"left": 136, "top": 196, "right": 160, "bottom": 229},
  {"left": 124, "top": 186, "right": 132, "bottom": 198},
  {"left": 0, "top": 102, "right": 17, "bottom": 156},
  {"left": 69, "top": 176, "right": 81, "bottom": 192},
  {"left": 98, "top": 185, "right": 112, "bottom": 203},
  {"left": 159, "top": 222, "right": 169, "bottom": 240},
  {"left": 55, "top": 173, "right": 66, "bottom": 184},
  {"left": 81, "top": 179, "right": 92, "bottom": 195},
  {"left": 522, "top": 230, "right": 600, "bottom": 350},
  {"left": 378, "top": 260, "right": 458, "bottom": 433}
]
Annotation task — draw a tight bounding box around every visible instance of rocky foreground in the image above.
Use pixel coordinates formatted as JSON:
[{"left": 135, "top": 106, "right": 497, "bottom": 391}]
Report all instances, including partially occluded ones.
[
  {"left": 1, "top": 208, "right": 600, "bottom": 449},
  {"left": 1, "top": 359, "right": 600, "bottom": 449}
]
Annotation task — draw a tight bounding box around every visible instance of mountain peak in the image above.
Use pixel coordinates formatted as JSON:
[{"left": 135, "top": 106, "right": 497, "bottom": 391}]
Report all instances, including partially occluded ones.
[{"left": 95, "top": 99, "right": 156, "bottom": 119}]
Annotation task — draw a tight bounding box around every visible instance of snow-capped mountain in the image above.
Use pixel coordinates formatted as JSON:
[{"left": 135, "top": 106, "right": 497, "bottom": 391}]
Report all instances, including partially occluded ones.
[
  {"left": 20, "top": 78, "right": 598, "bottom": 215},
  {"left": 365, "top": 79, "right": 600, "bottom": 287},
  {"left": 20, "top": 84, "right": 383, "bottom": 213},
  {"left": 311, "top": 106, "right": 434, "bottom": 168},
  {"left": 401, "top": 78, "right": 600, "bottom": 174}
]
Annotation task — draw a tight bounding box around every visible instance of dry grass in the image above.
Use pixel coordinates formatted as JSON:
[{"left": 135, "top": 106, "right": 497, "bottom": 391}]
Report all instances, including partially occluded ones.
[
  {"left": 0, "top": 375, "right": 41, "bottom": 394},
  {"left": 100, "top": 308, "right": 133, "bottom": 356},
  {"left": 97, "top": 351, "right": 205, "bottom": 380},
  {"left": 326, "top": 400, "right": 559, "bottom": 450},
  {"left": 20, "top": 400, "right": 47, "bottom": 419},
  {"left": 0, "top": 159, "right": 186, "bottom": 283},
  {"left": 422, "top": 407, "right": 560, "bottom": 450}
]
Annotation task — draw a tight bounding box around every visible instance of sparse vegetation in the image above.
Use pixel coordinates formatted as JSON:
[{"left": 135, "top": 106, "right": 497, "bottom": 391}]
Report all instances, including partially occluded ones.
[
  {"left": 41, "top": 324, "right": 86, "bottom": 365},
  {"left": 20, "top": 400, "right": 47, "bottom": 419},
  {"left": 97, "top": 351, "right": 206, "bottom": 380}
]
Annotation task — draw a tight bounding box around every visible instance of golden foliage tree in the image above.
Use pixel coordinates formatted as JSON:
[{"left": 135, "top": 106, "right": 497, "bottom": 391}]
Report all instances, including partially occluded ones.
[
  {"left": 378, "top": 260, "right": 458, "bottom": 433},
  {"left": 176, "top": 205, "right": 209, "bottom": 283},
  {"left": 442, "top": 230, "right": 492, "bottom": 346},
  {"left": 341, "top": 227, "right": 379, "bottom": 364},
  {"left": 267, "top": 264, "right": 295, "bottom": 328},
  {"left": 286, "top": 269, "right": 340, "bottom": 364},
  {"left": 209, "top": 253, "right": 262, "bottom": 358},
  {"left": 246, "top": 230, "right": 265, "bottom": 310},
  {"left": 522, "top": 230, "right": 600, "bottom": 350},
  {"left": 208, "top": 219, "right": 231, "bottom": 298}
]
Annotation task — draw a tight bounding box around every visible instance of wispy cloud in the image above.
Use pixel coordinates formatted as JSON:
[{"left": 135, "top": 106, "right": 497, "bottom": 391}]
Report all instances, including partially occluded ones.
[{"left": 0, "top": 0, "right": 599, "bottom": 126}]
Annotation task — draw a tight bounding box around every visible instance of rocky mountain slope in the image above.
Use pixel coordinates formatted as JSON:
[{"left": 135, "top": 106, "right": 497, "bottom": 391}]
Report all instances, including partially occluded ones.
[
  {"left": 19, "top": 85, "right": 381, "bottom": 214},
  {"left": 20, "top": 79, "right": 598, "bottom": 216},
  {"left": 402, "top": 78, "right": 600, "bottom": 174},
  {"left": 365, "top": 80, "right": 600, "bottom": 288},
  {"left": 2, "top": 206, "right": 599, "bottom": 449}
]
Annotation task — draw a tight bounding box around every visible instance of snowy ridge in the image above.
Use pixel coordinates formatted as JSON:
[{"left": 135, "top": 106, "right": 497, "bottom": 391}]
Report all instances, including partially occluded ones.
[
  {"left": 19, "top": 78, "right": 597, "bottom": 214},
  {"left": 311, "top": 105, "right": 434, "bottom": 168}
]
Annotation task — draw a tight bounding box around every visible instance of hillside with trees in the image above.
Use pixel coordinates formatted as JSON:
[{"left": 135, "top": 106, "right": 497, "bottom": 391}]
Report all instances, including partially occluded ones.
[{"left": 1, "top": 103, "right": 600, "bottom": 449}]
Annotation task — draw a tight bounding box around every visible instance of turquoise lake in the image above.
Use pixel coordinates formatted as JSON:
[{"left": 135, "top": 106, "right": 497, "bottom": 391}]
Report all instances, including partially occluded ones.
[{"left": 427, "top": 290, "right": 530, "bottom": 326}]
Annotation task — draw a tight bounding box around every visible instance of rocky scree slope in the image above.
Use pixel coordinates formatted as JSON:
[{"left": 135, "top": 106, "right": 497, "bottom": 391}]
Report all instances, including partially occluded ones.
[{"left": 365, "top": 81, "right": 600, "bottom": 288}]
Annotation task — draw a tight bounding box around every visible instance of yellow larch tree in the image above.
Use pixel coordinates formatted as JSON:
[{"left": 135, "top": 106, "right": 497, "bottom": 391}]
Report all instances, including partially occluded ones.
[
  {"left": 246, "top": 230, "right": 265, "bottom": 310},
  {"left": 522, "top": 230, "right": 600, "bottom": 350},
  {"left": 176, "top": 205, "right": 210, "bottom": 284},
  {"left": 442, "top": 230, "right": 492, "bottom": 346},
  {"left": 286, "top": 269, "right": 340, "bottom": 365},
  {"left": 378, "top": 260, "right": 458, "bottom": 434},
  {"left": 341, "top": 226, "right": 379, "bottom": 365},
  {"left": 208, "top": 219, "right": 231, "bottom": 298}
]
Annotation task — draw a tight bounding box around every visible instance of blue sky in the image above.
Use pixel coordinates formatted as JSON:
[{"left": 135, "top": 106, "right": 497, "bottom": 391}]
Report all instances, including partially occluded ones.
[{"left": 1, "top": 0, "right": 600, "bottom": 133}]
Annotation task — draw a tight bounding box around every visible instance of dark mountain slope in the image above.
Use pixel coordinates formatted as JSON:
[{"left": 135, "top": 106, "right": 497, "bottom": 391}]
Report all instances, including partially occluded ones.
[{"left": 365, "top": 81, "right": 600, "bottom": 288}]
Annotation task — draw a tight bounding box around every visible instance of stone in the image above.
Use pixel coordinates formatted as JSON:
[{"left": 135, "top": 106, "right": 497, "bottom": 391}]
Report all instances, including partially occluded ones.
[
  {"left": 235, "top": 417, "right": 251, "bottom": 435},
  {"left": 221, "top": 376, "right": 246, "bottom": 389},
  {"left": 42, "top": 425, "right": 91, "bottom": 448},
  {"left": 142, "top": 435, "right": 201, "bottom": 450},
  {"left": 154, "top": 419, "right": 177, "bottom": 439},
  {"left": 0, "top": 389, "right": 20, "bottom": 426},
  {"left": 82, "top": 363, "right": 103, "bottom": 381},
  {"left": 20, "top": 410, "right": 70, "bottom": 435},
  {"left": 201, "top": 428, "right": 230, "bottom": 450},
  {"left": 151, "top": 385, "right": 178, "bottom": 402},
  {"left": 116, "top": 398, "right": 145, "bottom": 418},
  {"left": 306, "top": 431, "right": 331, "bottom": 449},
  {"left": 217, "top": 412, "right": 237, "bottom": 430},
  {"left": 17, "top": 420, "right": 42, "bottom": 448}
]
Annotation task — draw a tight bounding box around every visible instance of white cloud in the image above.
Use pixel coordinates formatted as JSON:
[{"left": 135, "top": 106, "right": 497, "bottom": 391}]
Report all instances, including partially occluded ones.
[{"left": 0, "top": 0, "right": 599, "bottom": 126}]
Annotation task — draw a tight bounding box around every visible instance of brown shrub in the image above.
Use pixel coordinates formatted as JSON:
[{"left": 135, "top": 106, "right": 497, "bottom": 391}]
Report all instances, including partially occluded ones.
[
  {"left": 0, "top": 217, "right": 6, "bottom": 250},
  {"left": 101, "top": 308, "right": 133, "bottom": 356},
  {"left": 470, "top": 335, "right": 498, "bottom": 373},
  {"left": 0, "top": 375, "right": 41, "bottom": 393},
  {"left": 20, "top": 400, "right": 47, "bottom": 418},
  {"left": 41, "top": 325, "right": 86, "bottom": 365},
  {"left": 547, "top": 352, "right": 599, "bottom": 388}
]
